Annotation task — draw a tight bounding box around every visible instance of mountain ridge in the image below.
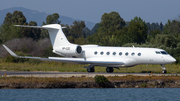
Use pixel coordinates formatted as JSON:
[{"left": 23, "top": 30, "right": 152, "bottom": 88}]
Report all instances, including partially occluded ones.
[{"left": 0, "top": 7, "right": 95, "bottom": 29}]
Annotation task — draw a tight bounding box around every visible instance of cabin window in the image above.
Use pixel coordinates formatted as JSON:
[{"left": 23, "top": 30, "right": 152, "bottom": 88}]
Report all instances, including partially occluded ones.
[
  {"left": 156, "top": 51, "right": 161, "bottom": 54},
  {"left": 161, "top": 51, "right": 168, "bottom": 55},
  {"left": 138, "top": 53, "right": 141, "bottom": 56},
  {"left": 100, "top": 52, "right": 104, "bottom": 55},
  {"left": 106, "top": 52, "right": 110, "bottom": 55},
  {"left": 94, "top": 51, "right": 98, "bottom": 55},
  {"left": 119, "top": 52, "right": 122, "bottom": 56},
  {"left": 113, "top": 52, "right": 116, "bottom": 55},
  {"left": 125, "top": 52, "right": 128, "bottom": 56},
  {"left": 131, "top": 52, "right": 135, "bottom": 56}
]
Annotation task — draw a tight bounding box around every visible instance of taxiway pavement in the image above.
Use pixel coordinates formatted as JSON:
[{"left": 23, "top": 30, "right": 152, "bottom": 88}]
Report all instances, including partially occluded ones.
[{"left": 0, "top": 71, "right": 179, "bottom": 77}]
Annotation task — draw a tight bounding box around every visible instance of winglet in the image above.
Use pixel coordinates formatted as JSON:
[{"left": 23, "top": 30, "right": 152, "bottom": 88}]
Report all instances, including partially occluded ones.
[{"left": 3, "top": 45, "right": 19, "bottom": 58}]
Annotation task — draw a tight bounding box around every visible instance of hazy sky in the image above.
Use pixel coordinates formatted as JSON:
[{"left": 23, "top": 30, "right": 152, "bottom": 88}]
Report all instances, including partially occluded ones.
[{"left": 0, "top": 0, "right": 180, "bottom": 24}]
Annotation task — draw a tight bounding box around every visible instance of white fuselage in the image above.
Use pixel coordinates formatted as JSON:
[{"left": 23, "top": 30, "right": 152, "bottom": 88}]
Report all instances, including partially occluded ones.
[{"left": 78, "top": 45, "right": 176, "bottom": 67}]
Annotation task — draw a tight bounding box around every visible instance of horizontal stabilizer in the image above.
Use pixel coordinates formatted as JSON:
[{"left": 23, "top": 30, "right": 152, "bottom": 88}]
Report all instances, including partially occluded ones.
[
  {"left": 14, "top": 25, "right": 66, "bottom": 29},
  {"left": 15, "top": 24, "right": 69, "bottom": 48}
]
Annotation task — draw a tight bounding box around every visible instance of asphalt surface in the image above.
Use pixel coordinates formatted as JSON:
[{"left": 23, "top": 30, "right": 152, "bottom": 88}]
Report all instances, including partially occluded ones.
[{"left": 0, "top": 71, "right": 180, "bottom": 77}]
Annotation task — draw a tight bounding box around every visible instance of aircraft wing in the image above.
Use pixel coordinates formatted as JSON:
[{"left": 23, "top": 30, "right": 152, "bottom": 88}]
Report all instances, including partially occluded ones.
[{"left": 3, "top": 45, "right": 124, "bottom": 65}]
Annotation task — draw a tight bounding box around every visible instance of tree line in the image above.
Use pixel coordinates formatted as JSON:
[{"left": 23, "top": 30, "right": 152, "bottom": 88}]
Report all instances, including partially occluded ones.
[{"left": 0, "top": 11, "right": 180, "bottom": 63}]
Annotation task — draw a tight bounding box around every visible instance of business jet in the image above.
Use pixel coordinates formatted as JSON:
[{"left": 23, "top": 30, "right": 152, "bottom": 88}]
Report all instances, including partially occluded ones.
[{"left": 3, "top": 24, "right": 176, "bottom": 73}]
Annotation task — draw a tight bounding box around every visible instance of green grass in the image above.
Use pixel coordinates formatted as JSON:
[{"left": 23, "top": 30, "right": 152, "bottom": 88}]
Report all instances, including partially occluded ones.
[
  {"left": 0, "top": 61, "right": 86, "bottom": 72},
  {"left": 0, "top": 58, "right": 179, "bottom": 73}
]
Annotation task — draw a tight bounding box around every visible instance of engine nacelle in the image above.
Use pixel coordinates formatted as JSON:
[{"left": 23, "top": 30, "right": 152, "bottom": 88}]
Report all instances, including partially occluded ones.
[{"left": 54, "top": 45, "right": 82, "bottom": 56}]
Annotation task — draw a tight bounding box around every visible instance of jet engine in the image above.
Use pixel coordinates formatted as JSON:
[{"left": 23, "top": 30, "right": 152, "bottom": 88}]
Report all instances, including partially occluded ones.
[{"left": 54, "top": 45, "right": 82, "bottom": 56}]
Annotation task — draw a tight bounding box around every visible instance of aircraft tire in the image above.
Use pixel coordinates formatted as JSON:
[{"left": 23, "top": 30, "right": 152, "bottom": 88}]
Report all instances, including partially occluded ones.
[
  {"left": 87, "top": 68, "right": 95, "bottom": 72},
  {"left": 162, "top": 70, "right": 167, "bottom": 74},
  {"left": 106, "top": 67, "right": 114, "bottom": 73}
]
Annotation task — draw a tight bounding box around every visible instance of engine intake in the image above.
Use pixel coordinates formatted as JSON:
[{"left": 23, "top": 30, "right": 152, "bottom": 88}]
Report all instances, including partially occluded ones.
[
  {"left": 54, "top": 45, "right": 82, "bottom": 56},
  {"left": 76, "top": 45, "right": 82, "bottom": 54}
]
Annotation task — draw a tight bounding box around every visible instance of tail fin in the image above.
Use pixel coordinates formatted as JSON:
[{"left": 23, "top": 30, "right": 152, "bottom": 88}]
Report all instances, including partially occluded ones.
[{"left": 15, "top": 24, "right": 70, "bottom": 49}]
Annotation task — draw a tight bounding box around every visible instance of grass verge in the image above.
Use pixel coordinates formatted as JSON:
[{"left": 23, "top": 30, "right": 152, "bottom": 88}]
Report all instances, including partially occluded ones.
[{"left": 0, "top": 58, "right": 180, "bottom": 73}]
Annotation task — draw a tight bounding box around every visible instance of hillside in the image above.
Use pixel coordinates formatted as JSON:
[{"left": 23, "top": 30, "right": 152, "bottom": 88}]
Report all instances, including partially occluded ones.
[{"left": 0, "top": 7, "right": 95, "bottom": 29}]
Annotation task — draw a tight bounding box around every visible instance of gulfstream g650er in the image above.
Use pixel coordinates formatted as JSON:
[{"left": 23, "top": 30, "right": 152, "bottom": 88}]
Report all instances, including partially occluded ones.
[{"left": 3, "top": 24, "right": 176, "bottom": 73}]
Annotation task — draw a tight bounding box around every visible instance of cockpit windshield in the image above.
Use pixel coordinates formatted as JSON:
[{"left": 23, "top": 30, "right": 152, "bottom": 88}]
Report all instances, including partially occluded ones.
[
  {"left": 155, "top": 51, "right": 168, "bottom": 55},
  {"left": 160, "top": 51, "right": 168, "bottom": 55},
  {"left": 155, "top": 51, "right": 161, "bottom": 54}
]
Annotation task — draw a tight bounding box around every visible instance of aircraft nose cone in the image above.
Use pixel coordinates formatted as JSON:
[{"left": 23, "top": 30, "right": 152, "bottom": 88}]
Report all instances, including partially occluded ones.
[
  {"left": 172, "top": 57, "right": 176, "bottom": 62},
  {"left": 169, "top": 57, "right": 176, "bottom": 63}
]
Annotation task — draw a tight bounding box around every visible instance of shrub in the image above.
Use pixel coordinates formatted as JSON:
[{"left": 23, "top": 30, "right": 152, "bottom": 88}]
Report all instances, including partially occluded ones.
[
  {"left": 28, "top": 59, "right": 42, "bottom": 64},
  {"left": 175, "top": 57, "right": 180, "bottom": 64},
  {"left": 43, "top": 46, "right": 59, "bottom": 57},
  {"left": 4, "top": 55, "right": 29, "bottom": 63},
  {"left": 141, "top": 83, "right": 147, "bottom": 88},
  {"left": 94, "top": 75, "right": 110, "bottom": 87},
  {"left": 3, "top": 51, "right": 29, "bottom": 63}
]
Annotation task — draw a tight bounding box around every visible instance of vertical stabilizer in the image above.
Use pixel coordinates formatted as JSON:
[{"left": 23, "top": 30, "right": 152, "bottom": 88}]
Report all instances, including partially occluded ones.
[{"left": 42, "top": 24, "right": 70, "bottom": 48}]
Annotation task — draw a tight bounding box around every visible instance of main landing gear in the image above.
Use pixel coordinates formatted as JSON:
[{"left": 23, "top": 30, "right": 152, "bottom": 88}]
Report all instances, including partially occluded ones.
[
  {"left": 84, "top": 65, "right": 95, "bottom": 72},
  {"left": 84, "top": 65, "right": 115, "bottom": 73},
  {"left": 161, "top": 64, "right": 167, "bottom": 74},
  {"left": 106, "top": 67, "right": 114, "bottom": 73},
  {"left": 87, "top": 67, "right": 95, "bottom": 72}
]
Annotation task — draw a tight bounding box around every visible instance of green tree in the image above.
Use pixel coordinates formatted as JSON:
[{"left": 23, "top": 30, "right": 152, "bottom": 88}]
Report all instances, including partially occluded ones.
[
  {"left": 46, "top": 13, "right": 61, "bottom": 24},
  {"left": 12, "top": 11, "right": 27, "bottom": 25},
  {"left": 3, "top": 11, "right": 27, "bottom": 25},
  {"left": 126, "top": 17, "right": 148, "bottom": 44},
  {"left": 115, "top": 27, "right": 133, "bottom": 46},
  {"left": 99, "top": 11, "right": 125, "bottom": 35},
  {"left": 90, "top": 23, "right": 99, "bottom": 35},
  {"left": 163, "top": 20, "right": 180, "bottom": 35},
  {"left": 61, "top": 22, "right": 86, "bottom": 44},
  {"left": 160, "top": 22, "right": 163, "bottom": 32},
  {"left": 150, "top": 29, "right": 160, "bottom": 38},
  {"left": 83, "top": 27, "right": 91, "bottom": 38},
  {"left": 88, "top": 12, "right": 125, "bottom": 46},
  {"left": 75, "top": 37, "right": 87, "bottom": 45},
  {"left": 17, "top": 21, "right": 41, "bottom": 41},
  {"left": 40, "top": 13, "right": 61, "bottom": 39},
  {"left": 0, "top": 23, "right": 21, "bottom": 43},
  {"left": 150, "top": 34, "right": 177, "bottom": 48},
  {"left": 70, "top": 21, "right": 86, "bottom": 38},
  {"left": 27, "top": 21, "right": 41, "bottom": 41},
  {"left": 0, "top": 11, "right": 27, "bottom": 43},
  {"left": 3, "top": 12, "right": 13, "bottom": 25}
]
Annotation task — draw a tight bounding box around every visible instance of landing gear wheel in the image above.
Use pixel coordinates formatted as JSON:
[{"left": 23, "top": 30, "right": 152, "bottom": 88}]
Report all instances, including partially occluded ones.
[
  {"left": 87, "top": 67, "right": 95, "bottom": 72},
  {"left": 106, "top": 67, "right": 114, "bottom": 73},
  {"left": 161, "top": 64, "right": 167, "bottom": 74},
  {"left": 162, "top": 70, "right": 167, "bottom": 74}
]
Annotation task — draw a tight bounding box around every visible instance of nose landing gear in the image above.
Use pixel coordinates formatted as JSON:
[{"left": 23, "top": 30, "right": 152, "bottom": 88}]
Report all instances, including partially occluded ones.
[{"left": 161, "top": 64, "right": 167, "bottom": 74}]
